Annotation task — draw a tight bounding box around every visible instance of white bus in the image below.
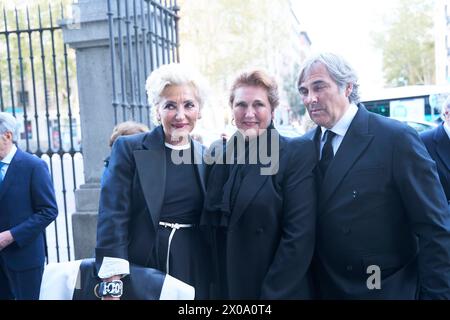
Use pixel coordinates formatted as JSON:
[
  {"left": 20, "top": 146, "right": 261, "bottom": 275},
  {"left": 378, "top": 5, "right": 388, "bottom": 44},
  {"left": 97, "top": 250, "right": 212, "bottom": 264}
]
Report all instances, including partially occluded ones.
[{"left": 361, "top": 84, "right": 450, "bottom": 123}]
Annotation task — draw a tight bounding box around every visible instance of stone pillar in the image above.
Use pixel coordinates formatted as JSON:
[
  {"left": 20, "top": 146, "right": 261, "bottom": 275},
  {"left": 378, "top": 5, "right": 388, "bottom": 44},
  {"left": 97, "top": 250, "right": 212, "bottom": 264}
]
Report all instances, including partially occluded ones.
[{"left": 60, "top": 0, "right": 115, "bottom": 259}]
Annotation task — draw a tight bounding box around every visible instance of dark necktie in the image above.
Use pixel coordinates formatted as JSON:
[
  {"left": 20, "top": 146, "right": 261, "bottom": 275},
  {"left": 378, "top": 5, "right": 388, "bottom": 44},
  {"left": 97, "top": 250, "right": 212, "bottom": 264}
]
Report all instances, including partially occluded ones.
[
  {"left": 319, "top": 130, "right": 336, "bottom": 175},
  {"left": 0, "top": 162, "right": 5, "bottom": 183}
]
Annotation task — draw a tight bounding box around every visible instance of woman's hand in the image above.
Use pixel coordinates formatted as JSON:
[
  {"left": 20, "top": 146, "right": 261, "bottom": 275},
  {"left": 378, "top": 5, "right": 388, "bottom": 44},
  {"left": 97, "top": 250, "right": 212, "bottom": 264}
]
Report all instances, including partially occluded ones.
[{"left": 101, "top": 275, "right": 122, "bottom": 300}]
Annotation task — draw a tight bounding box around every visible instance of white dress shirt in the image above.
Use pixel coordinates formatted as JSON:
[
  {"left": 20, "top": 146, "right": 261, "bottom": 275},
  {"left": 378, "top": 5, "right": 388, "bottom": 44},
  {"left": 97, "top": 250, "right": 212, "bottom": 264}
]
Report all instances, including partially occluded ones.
[
  {"left": 319, "top": 103, "right": 358, "bottom": 158},
  {"left": 1, "top": 144, "right": 17, "bottom": 179},
  {"left": 444, "top": 121, "right": 450, "bottom": 140}
]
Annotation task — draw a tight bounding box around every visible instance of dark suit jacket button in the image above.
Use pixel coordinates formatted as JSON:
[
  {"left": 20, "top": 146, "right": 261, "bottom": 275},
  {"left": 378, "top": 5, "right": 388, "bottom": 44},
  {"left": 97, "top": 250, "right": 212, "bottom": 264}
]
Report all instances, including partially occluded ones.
[
  {"left": 346, "top": 265, "right": 353, "bottom": 271},
  {"left": 342, "top": 227, "right": 351, "bottom": 235},
  {"left": 256, "top": 228, "right": 264, "bottom": 234},
  {"left": 352, "top": 190, "right": 358, "bottom": 199}
]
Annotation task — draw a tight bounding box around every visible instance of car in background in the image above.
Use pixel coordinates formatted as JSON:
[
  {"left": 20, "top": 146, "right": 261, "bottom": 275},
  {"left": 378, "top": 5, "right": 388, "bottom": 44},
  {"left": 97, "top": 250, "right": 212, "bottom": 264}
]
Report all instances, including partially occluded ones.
[{"left": 402, "top": 120, "right": 438, "bottom": 133}]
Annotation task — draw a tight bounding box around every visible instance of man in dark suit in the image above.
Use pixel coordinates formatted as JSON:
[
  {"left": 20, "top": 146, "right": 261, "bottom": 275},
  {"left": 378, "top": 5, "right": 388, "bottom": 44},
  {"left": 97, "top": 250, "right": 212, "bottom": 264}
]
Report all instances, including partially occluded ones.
[
  {"left": 420, "top": 98, "right": 450, "bottom": 203},
  {"left": 299, "top": 52, "right": 450, "bottom": 299},
  {"left": 0, "top": 112, "right": 58, "bottom": 300}
]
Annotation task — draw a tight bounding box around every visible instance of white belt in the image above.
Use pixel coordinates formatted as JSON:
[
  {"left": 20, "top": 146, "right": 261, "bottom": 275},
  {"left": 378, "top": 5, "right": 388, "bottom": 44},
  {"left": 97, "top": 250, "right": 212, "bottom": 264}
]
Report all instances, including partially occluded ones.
[{"left": 159, "top": 222, "right": 195, "bottom": 274}]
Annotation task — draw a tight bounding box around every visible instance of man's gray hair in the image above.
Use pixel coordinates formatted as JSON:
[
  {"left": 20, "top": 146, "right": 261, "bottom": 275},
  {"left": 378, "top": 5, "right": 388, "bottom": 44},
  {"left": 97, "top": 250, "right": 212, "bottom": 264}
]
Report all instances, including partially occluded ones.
[
  {"left": 0, "top": 112, "right": 19, "bottom": 141},
  {"left": 145, "top": 63, "right": 208, "bottom": 124},
  {"left": 298, "top": 52, "right": 360, "bottom": 104}
]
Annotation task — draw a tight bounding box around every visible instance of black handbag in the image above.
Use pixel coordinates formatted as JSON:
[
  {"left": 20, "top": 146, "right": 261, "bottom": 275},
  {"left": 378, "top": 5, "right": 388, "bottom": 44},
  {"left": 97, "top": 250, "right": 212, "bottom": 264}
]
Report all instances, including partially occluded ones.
[
  {"left": 40, "top": 258, "right": 195, "bottom": 300},
  {"left": 72, "top": 258, "right": 167, "bottom": 300}
]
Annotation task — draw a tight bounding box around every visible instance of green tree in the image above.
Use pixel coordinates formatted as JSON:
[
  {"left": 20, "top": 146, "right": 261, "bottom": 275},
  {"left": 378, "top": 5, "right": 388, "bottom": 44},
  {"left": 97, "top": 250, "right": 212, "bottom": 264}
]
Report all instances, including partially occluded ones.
[
  {"left": 283, "top": 60, "right": 305, "bottom": 120},
  {"left": 372, "top": 0, "right": 435, "bottom": 86},
  {"left": 0, "top": 1, "right": 76, "bottom": 115},
  {"left": 1, "top": 0, "right": 79, "bottom": 152},
  {"left": 177, "top": 0, "right": 305, "bottom": 128}
]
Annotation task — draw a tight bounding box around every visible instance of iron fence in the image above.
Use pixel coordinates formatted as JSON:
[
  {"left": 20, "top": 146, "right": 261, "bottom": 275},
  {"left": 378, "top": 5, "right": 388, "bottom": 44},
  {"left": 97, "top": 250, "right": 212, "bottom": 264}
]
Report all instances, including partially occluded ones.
[
  {"left": 0, "top": 4, "right": 82, "bottom": 263},
  {"left": 107, "top": 0, "right": 180, "bottom": 127},
  {"left": 0, "top": 0, "right": 180, "bottom": 263}
]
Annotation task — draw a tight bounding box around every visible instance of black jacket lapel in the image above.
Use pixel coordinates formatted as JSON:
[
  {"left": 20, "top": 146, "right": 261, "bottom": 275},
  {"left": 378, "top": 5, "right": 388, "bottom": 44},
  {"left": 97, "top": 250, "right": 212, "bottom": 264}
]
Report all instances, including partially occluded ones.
[
  {"left": 320, "top": 106, "right": 374, "bottom": 210},
  {"left": 435, "top": 124, "right": 450, "bottom": 172},
  {"left": 0, "top": 149, "right": 23, "bottom": 202},
  {"left": 228, "top": 133, "right": 283, "bottom": 227},
  {"left": 134, "top": 126, "right": 166, "bottom": 229},
  {"left": 192, "top": 140, "right": 206, "bottom": 194},
  {"left": 228, "top": 164, "right": 269, "bottom": 227},
  {"left": 302, "top": 127, "right": 321, "bottom": 159},
  {"left": 133, "top": 126, "right": 207, "bottom": 227}
]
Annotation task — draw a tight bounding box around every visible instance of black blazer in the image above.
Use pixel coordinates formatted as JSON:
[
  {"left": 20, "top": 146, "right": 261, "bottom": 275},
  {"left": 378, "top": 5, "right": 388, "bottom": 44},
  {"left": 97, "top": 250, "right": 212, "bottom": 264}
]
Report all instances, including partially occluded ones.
[
  {"left": 420, "top": 123, "right": 450, "bottom": 202},
  {"left": 95, "top": 126, "right": 206, "bottom": 267},
  {"left": 304, "top": 104, "right": 450, "bottom": 299},
  {"left": 202, "top": 132, "right": 317, "bottom": 299}
]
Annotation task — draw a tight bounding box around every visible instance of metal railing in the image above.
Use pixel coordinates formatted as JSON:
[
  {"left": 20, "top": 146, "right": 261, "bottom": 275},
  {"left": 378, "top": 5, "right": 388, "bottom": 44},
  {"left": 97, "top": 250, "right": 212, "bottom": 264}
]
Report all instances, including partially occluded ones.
[{"left": 107, "top": 0, "right": 180, "bottom": 127}]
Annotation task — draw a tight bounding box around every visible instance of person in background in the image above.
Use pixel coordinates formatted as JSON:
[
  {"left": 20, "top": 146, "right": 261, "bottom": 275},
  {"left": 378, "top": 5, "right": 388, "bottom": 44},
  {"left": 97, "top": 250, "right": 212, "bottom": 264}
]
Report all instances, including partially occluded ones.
[
  {"left": 420, "top": 96, "right": 450, "bottom": 203},
  {"left": 95, "top": 63, "right": 211, "bottom": 300},
  {"left": 101, "top": 121, "right": 149, "bottom": 185},
  {"left": 299, "top": 52, "right": 450, "bottom": 299},
  {"left": 0, "top": 112, "right": 58, "bottom": 300},
  {"left": 107, "top": 121, "right": 149, "bottom": 158},
  {"left": 202, "top": 69, "right": 317, "bottom": 299}
]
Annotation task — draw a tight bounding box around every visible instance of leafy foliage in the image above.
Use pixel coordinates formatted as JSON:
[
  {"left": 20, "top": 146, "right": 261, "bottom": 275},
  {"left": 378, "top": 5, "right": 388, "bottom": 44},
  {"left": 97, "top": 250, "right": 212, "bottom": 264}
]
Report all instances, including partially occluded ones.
[
  {"left": 0, "top": 0, "right": 77, "bottom": 114},
  {"left": 177, "top": 0, "right": 306, "bottom": 126},
  {"left": 372, "top": 0, "right": 435, "bottom": 86}
]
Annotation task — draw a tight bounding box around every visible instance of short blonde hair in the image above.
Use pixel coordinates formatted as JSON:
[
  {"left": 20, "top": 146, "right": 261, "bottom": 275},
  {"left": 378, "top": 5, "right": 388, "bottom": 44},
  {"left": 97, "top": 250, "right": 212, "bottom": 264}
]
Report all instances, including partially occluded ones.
[
  {"left": 145, "top": 63, "right": 208, "bottom": 124},
  {"left": 109, "top": 121, "right": 149, "bottom": 147},
  {"left": 229, "top": 69, "right": 279, "bottom": 110}
]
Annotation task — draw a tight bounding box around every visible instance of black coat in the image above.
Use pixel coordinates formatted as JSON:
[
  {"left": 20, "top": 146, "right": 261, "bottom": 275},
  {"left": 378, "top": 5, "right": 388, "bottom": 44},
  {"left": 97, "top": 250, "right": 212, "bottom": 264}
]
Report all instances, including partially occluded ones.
[
  {"left": 420, "top": 123, "right": 450, "bottom": 202},
  {"left": 202, "top": 131, "right": 317, "bottom": 299},
  {"left": 95, "top": 126, "right": 210, "bottom": 298},
  {"left": 304, "top": 105, "right": 450, "bottom": 299}
]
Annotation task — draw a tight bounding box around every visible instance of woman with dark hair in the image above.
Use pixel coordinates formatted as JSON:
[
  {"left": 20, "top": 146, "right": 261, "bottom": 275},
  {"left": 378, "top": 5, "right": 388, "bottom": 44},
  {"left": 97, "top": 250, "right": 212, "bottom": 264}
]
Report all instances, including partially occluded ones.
[{"left": 202, "top": 69, "right": 317, "bottom": 299}]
